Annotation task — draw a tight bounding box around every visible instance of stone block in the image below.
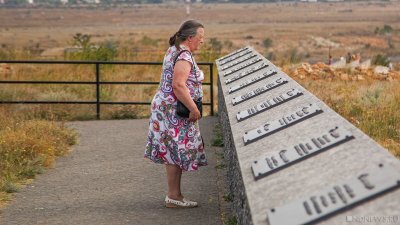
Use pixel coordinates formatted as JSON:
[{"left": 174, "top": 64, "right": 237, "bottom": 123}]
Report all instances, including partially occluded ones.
[{"left": 216, "top": 46, "right": 400, "bottom": 225}]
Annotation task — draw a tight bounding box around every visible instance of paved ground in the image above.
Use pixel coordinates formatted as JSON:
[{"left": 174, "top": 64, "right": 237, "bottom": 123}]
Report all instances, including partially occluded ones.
[{"left": 0, "top": 116, "right": 228, "bottom": 225}]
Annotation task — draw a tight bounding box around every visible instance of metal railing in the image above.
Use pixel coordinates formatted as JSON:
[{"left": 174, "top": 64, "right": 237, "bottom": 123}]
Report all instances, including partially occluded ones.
[{"left": 0, "top": 60, "right": 214, "bottom": 119}]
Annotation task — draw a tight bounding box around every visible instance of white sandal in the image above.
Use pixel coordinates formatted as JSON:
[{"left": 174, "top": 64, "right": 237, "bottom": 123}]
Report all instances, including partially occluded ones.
[{"left": 165, "top": 196, "right": 198, "bottom": 208}]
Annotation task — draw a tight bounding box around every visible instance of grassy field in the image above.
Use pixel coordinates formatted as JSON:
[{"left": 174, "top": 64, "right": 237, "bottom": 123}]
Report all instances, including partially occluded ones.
[
  {"left": 1, "top": 2, "right": 399, "bottom": 61},
  {"left": 0, "top": 1, "right": 399, "bottom": 206}
]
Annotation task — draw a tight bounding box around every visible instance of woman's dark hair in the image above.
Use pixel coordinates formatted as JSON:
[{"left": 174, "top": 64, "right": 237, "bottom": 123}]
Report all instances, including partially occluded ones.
[{"left": 169, "top": 20, "right": 204, "bottom": 48}]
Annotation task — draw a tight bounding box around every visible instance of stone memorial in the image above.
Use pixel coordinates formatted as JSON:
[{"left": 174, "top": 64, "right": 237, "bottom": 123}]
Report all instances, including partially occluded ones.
[{"left": 216, "top": 46, "right": 400, "bottom": 225}]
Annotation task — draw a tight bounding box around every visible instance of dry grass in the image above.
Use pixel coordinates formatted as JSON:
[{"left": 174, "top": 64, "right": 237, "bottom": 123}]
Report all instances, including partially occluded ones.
[
  {"left": 294, "top": 77, "right": 400, "bottom": 158},
  {"left": 0, "top": 109, "right": 78, "bottom": 206}
]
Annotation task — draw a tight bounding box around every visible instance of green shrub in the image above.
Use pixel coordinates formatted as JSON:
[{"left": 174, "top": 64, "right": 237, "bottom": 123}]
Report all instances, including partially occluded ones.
[
  {"left": 2, "top": 181, "right": 19, "bottom": 193},
  {"left": 209, "top": 38, "right": 223, "bottom": 53},
  {"left": 372, "top": 54, "right": 390, "bottom": 66},
  {"left": 140, "top": 35, "right": 159, "bottom": 46},
  {"left": 374, "top": 24, "right": 394, "bottom": 35},
  {"left": 65, "top": 33, "right": 119, "bottom": 61},
  {"left": 263, "top": 38, "right": 273, "bottom": 48},
  {"left": 212, "top": 123, "right": 224, "bottom": 147},
  {"left": 227, "top": 216, "right": 237, "bottom": 225}
]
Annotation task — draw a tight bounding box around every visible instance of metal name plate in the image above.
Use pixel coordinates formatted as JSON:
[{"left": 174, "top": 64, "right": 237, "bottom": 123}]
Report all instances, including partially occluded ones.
[
  {"left": 237, "top": 89, "right": 303, "bottom": 121},
  {"left": 219, "top": 50, "right": 252, "bottom": 66},
  {"left": 243, "top": 103, "right": 323, "bottom": 145},
  {"left": 228, "top": 69, "right": 277, "bottom": 94},
  {"left": 252, "top": 126, "right": 354, "bottom": 180},
  {"left": 267, "top": 164, "right": 400, "bottom": 225},
  {"left": 225, "top": 63, "right": 269, "bottom": 84},
  {"left": 217, "top": 47, "right": 249, "bottom": 63},
  {"left": 221, "top": 54, "right": 258, "bottom": 71},
  {"left": 222, "top": 57, "right": 263, "bottom": 77},
  {"left": 231, "top": 78, "right": 288, "bottom": 106},
  {"left": 225, "top": 62, "right": 269, "bottom": 84}
]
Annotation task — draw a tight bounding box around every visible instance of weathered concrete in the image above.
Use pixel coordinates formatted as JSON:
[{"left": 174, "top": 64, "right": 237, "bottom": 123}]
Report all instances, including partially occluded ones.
[
  {"left": 217, "top": 46, "right": 400, "bottom": 225},
  {"left": 0, "top": 117, "right": 224, "bottom": 225}
]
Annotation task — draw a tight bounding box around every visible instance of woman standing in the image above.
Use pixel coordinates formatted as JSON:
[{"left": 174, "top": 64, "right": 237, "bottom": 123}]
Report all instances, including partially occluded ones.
[{"left": 144, "top": 20, "right": 207, "bottom": 208}]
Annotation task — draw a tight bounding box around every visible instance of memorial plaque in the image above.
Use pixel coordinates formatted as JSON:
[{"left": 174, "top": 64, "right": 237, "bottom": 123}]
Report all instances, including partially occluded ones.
[
  {"left": 251, "top": 127, "right": 354, "bottom": 180},
  {"left": 219, "top": 50, "right": 252, "bottom": 66},
  {"left": 231, "top": 78, "right": 288, "bottom": 106},
  {"left": 217, "top": 46, "right": 248, "bottom": 61},
  {"left": 243, "top": 103, "right": 323, "bottom": 145},
  {"left": 225, "top": 63, "right": 269, "bottom": 84},
  {"left": 218, "top": 47, "right": 249, "bottom": 64},
  {"left": 228, "top": 69, "right": 277, "bottom": 94},
  {"left": 221, "top": 54, "right": 258, "bottom": 71},
  {"left": 236, "top": 89, "right": 303, "bottom": 121},
  {"left": 267, "top": 164, "right": 400, "bottom": 225},
  {"left": 223, "top": 58, "right": 263, "bottom": 77},
  {"left": 220, "top": 50, "right": 252, "bottom": 66}
]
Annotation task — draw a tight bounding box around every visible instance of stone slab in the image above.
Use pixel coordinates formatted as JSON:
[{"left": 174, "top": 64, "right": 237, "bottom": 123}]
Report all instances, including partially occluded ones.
[{"left": 216, "top": 46, "right": 400, "bottom": 225}]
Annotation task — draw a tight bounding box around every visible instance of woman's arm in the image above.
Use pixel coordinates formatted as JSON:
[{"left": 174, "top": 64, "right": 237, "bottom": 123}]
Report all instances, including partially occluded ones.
[{"left": 172, "top": 60, "right": 201, "bottom": 122}]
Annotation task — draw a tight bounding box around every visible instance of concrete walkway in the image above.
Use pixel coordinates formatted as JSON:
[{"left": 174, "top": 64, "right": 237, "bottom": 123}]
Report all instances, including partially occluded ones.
[{"left": 0, "top": 117, "right": 225, "bottom": 225}]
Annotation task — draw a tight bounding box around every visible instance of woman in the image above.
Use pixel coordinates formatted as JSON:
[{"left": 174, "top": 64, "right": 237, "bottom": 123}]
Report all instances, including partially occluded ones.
[{"left": 144, "top": 20, "right": 207, "bottom": 208}]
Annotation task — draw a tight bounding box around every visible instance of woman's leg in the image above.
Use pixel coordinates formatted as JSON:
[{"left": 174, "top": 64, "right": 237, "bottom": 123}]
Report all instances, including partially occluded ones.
[{"left": 165, "top": 164, "right": 183, "bottom": 200}]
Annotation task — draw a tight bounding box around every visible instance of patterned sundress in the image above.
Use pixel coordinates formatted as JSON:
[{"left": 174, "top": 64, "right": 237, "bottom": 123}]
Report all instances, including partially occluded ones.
[{"left": 144, "top": 45, "right": 208, "bottom": 171}]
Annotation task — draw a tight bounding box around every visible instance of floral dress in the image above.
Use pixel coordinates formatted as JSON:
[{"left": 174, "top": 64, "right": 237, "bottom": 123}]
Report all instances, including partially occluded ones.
[{"left": 144, "top": 45, "right": 207, "bottom": 171}]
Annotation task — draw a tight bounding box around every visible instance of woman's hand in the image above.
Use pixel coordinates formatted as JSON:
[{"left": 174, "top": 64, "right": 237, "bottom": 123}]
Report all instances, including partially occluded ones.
[{"left": 189, "top": 108, "right": 201, "bottom": 122}]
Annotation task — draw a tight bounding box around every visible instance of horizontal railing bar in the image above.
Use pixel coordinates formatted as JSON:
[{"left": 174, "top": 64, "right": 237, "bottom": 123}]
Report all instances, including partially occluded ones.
[
  {"left": 0, "top": 60, "right": 162, "bottom": 65},
  {"left": 0, "top": 60, "right": 213, "bottom": 66},
  {"left": 0, "top": 101, "right": 212, "bottom": 105},
  {"left": 0, "top": 81, "right": 212, "bottom": 85},
  {"left": 0, "top": 101, "right": 99, "bottom": 104},
  {"left": 0, "top": 81, "right": 160, "bottom": 85},
  {"left": 0, "top": 60, "right": 215, "bottom": 117}
]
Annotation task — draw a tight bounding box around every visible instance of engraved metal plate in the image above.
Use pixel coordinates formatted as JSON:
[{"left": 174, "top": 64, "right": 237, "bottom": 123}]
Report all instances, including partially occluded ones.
[
  {"left": 243, "top": 103, "right": 323, "bottom": 145},
  {"left": 267, "top": 164, "right": 400, "bottom": 225},
  {"left": 217, "top": 47, "right": 248, "bottom": 61},
  {"left": 221, "top": 54, "right": 258, "bottom": 71},
  {"left": 252, "top": 126, "right": 354, "bottom": 180},
  {"left": 219, "top": 50, "right": 252, "bottom": 66},
  {"left": 222, "top": 58, "right": 263, "bottom": 77},
  {"left": 231, "top": 78, "right": 288, "bottom": 106},
  {"left": 228, "top": 69, "right": 277, "bottom": 94},
  {"left": 225, "top": 63, "right": 269, "bottom": 84},
  {"left": 217, "top": 47, "right": 249, "bottom": 64},
  {"left": 236, "top": 89, "right": 303, "bottom": 121}
]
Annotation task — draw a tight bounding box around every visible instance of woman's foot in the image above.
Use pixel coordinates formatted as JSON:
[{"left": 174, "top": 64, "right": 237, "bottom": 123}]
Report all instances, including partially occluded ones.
[
  {"left": 167, "top": 194, "right": 184, "bottom": 201},
  {"left": 165, "top": 195, "right": 198, "bottom": 208}
]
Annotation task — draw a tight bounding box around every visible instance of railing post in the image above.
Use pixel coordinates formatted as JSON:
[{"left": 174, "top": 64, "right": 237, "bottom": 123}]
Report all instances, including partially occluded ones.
[
  {"left": 210, "top": 63, "right": 214, "bottom": 116},
  {"left": 95, "top": 63, "right": 100, "bottom": 120}
]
